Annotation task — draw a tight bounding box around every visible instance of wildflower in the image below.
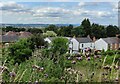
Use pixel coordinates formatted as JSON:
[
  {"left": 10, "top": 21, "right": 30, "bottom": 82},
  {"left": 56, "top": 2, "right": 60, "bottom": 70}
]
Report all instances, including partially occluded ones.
[
  {"left": 92, "top": 72, "right": 94, "bottom": 76},
  {"left": 66, "top": 68, "right": 71, "bottom": 71},
  {"left": 0, "top": 66, "right": 4, "bottom": 72},
  {"left": 97, "top": 55, "right": 101, "bottom": 58},
  {"left": 61, "top": 76, "right": 65, "bottom": 80},
  {"left": 71, "top": 60, "right": 76, "bottom": 64},
  {"left": 103, "top": 65, "right": 111, "bottom": 70},
  {"left": 87, "top": 57, "right": 90, "bottom": 61},
  {"left": 115, "top": 65, "right": 119, "bottom": 70},
  {"left": 69, "top": 71, "right": 72, "bottom": 74},
  {"left": 35, "top": 81, "right": 38, "bottom": 84},
  {"left": 73, "top": 70, "right": 77, "bottom": 74},
  {"left": 40, "top": 67, "right": 44, "bottom": 71},
  {"left": 67, "top": 57, "right": 71, "bottom": 60},
  {"left": 44, "top": 74, "right": 48, "bottom": 78},
  {"left": 32, "top": 65, "right": 39, "bottom": 69},
  {"left": 9, "top": 71, "right": 16, "bottom": 78},
  {"left": 0, "top": 66, "right": 8, "bottom": 73},
  {"left": 77, "top": 57, "right": 82, "bottom": 60},
  {"left": 115, "top": 78, "right": 118, "bottom": 81},
  {"left": 94, "top": 55, "right": 97, "bottom": 59}
]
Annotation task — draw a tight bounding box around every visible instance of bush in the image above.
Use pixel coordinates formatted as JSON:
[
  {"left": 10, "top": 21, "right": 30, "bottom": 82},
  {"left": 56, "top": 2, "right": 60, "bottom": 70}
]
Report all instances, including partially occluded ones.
[{"left": 8, "top": 39, "right": 32, "bottom": 64}]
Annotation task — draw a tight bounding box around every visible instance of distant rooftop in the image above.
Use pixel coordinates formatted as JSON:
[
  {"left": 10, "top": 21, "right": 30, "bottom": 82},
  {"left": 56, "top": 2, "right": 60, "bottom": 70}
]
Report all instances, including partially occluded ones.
[
  {"left": 76, "top": 37, "right": 93, "bottom": 43},
  {"left": 0, "top": 35, "right": 19, "bottom": 43},
  {"left": 102, "top": 37, "right": 120, "bottom": 44}
]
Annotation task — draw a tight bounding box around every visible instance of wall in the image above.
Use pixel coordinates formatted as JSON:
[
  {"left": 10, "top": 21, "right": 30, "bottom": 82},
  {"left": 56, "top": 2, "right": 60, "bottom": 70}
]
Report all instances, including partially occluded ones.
[
  {"left": 95, "top": 39, "right": 108, "bottom": 51},
  {"left": 70, "top": 38, "right": 79, "bottom": 51},
  {"left": 79, "top": 42, "right": 94, "bottom": 50},
  {"left": 44, "top": 38, "right": 51, "bottom": 43}
]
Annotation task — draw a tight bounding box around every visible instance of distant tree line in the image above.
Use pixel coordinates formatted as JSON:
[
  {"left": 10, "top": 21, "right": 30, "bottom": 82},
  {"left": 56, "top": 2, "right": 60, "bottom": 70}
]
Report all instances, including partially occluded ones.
[{"left": 1, "top": 18, "right": 120, "bottom": 38}]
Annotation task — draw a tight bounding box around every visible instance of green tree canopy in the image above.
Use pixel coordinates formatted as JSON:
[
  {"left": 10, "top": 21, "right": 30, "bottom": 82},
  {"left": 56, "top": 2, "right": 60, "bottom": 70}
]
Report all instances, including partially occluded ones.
[
  {"left": 27, "top": 28, "right": 43, "bottom": 35},
  {"left": 81, "top": 18, "right": 91, "bottom": 36},
  {"left": 91, "top": 23, "right": 107, "bottom": 38},
  {"left": 106, "top": 25, "right": 120, "bottom": 37},
  {"left": 8, "top": 39, "right": 32, "bottom": 64},
  {"left": 51, "top": 37, "right": 68, "bottom": 55},
  {"left": 45, "top": 24, "right": 58, "bottom": 33},
  {"left": 28, "top": 34, "right": 47, "bottom": 49},
  {"left": 71, "top": 26, "right": 85, "bottom": 37},
  {"left": 43, "top": 31, "right": 57, "bottom": 37}
]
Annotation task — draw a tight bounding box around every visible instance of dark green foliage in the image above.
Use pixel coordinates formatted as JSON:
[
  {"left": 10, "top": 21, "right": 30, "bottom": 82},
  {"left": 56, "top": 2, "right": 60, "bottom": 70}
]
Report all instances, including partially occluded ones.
[
  {"left": 2, "top": 26, "right": 26, "bottom": 32},
  {"left": 51, "top": 37, "right": 68, "bottom": 55},
  {"left": 8, "top": 39, "right": 32, "bottom": 64},
  {"left": 106, "top": 25, "right": 120, "bottom": 37},
  {"left": 57, "top": 24, "right": 73, "bottom": 37},
  {"left": 91, "top": 23, "right": 107, "bottom": 38},
  {"left": 81, "top": 18, "right": 91, "bottom": 36},
  {"left": 44, "top": 24, "right": 58, "bottom": 33},
  {"left": 27, "top": 28, "right": 43, "bottom": 35},
  {"left": 28, "top": 34, "right": 48, "bottom": 49},
  {"left": 71, "top": 26, "right": 85, "bottom": 37}
]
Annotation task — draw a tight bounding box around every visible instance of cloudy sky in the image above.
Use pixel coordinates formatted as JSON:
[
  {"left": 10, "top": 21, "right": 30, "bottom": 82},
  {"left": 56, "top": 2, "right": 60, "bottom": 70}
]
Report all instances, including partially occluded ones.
[{"left": 0, "top": 0, "right": 119, "bottom": 25}]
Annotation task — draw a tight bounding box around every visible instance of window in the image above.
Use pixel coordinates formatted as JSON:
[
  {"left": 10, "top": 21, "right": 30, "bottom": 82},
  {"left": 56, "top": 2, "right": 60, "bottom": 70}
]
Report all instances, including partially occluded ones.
[{"left": 82, "top": 44, "right": 84, "bottom": 47}]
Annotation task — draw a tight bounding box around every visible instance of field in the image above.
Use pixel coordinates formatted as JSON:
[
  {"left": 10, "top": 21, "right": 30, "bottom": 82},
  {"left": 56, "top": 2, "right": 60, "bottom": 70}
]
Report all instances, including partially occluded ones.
[{"left": 1, "top": 48, "right": 120, "bottom": 83}]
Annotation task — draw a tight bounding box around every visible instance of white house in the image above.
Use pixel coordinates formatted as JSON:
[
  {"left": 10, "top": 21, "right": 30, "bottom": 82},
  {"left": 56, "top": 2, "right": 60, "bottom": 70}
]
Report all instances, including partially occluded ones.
[
  {"left": 69, "top": 37, "right": 94, "bottom": 53},
  {"left": 95, "top": 37, "right": 120, "bottom": 51},
  {"left": 44, "top": 37, "right": 55, "bottom": 43}
]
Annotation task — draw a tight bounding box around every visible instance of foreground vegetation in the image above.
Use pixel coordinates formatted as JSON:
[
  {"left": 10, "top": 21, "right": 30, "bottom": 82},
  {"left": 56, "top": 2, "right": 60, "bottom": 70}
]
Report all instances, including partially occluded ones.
[{"left": 1, "top": 37, "right": 120, "bottom": 83}]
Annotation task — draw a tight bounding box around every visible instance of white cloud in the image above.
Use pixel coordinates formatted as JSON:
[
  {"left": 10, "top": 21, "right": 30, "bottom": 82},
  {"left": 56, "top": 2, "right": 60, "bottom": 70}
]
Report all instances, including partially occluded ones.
[
  {"left": 110, "top": 2, "right": 118, "bottom": 12},
  {"left": 78, "top": 2, "right": 85, "bottom": 7},
  {"left": 32, "top": 7, "right": 71, "bottom": 18},
  {"left": 0, "top": 1, "right": 33, "bottom": 14}
]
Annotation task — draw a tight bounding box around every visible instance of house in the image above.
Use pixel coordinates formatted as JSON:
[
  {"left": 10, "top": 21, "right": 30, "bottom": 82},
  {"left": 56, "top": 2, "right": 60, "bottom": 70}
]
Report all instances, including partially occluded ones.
[
  {"left": 19, "top": 31, "right": 32, "bottom": 39},
  {"left": 0, "top": 35, "right": 19, "bottom": 48},
  {"left": 0, "top": 31, "right": 32, "bottom": 48},
  {"left": 69, "top": 37, "right": 94, "bottom": 53},
  {"left": 95, "top": 37, "right": 120, "bottom": 51},
  {"left": 5, "top": 31, "right": 17, "bottom": 36},
  {"left": 44, "top": 37, "right": 56, "bottom": 43}
]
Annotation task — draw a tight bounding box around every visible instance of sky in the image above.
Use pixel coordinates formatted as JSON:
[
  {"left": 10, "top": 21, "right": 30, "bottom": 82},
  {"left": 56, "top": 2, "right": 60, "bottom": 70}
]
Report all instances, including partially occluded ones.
[{"left": 0, "top": 0, "right": 119, "bottom": 25}]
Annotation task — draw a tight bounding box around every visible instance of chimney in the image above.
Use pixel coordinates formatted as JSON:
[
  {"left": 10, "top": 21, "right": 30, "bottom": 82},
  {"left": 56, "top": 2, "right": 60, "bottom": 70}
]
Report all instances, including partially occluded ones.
[
  {"left": 92, "top": 36, "right": 96, "bottom": 42},
  {"left": 87, "top": 35, "right": 91, "bottom": 39},
  {"left": 116, "top": 34, "right": 120, "bottom": 50}
]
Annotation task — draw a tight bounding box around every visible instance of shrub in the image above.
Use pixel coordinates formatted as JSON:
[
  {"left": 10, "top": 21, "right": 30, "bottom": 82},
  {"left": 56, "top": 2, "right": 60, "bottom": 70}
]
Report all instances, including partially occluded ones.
[{"left": 8, "top": 39, "right": 32, "bottom": 64}]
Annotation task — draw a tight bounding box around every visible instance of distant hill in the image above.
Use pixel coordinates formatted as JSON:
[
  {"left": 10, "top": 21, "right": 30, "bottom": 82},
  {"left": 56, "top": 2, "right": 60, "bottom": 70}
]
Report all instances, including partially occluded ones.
[{"left": 0, "top": 24, "right": 80, "bottom": 28}]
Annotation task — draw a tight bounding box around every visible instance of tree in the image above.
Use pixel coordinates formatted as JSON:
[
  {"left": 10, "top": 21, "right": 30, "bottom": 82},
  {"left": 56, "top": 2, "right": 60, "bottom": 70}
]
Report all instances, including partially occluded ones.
[
  {"left": 8, "top": 39, "right": 32, "bottom": 64},
  {"left": 28, "top": 34, "right": 47, "bottom": 49},
  {"left": 57, "top": 24, "right": 73, "bottom": 37},
  {"left": 51, "top": 37, "right": 68, "bottom": 55},
  {"left": 81, "top": 18, "right": 91, "bottom": 36},
  {"left": 50, "top": 37, "right": 68, "bottom": 66},
  {"left": 3, "top": 26, "right": 26, "bottom": 32},
  {"left": 71, "top": 26, "right": 85, "bottom": 37},
  {"left": 106, "top": 25, "right": 120, "bottom": 37},
  {"left": 43, "top": 31, "right": 57, "bottom": 37},
  {"left": 27, "top": 28, "right": 43, "bottom": 35},
  {"left": 91, "top": 23, "right": 107, "bottom": 38},
  {"left": 45, "top": 24, "right": 58, "bottom": 33}
]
